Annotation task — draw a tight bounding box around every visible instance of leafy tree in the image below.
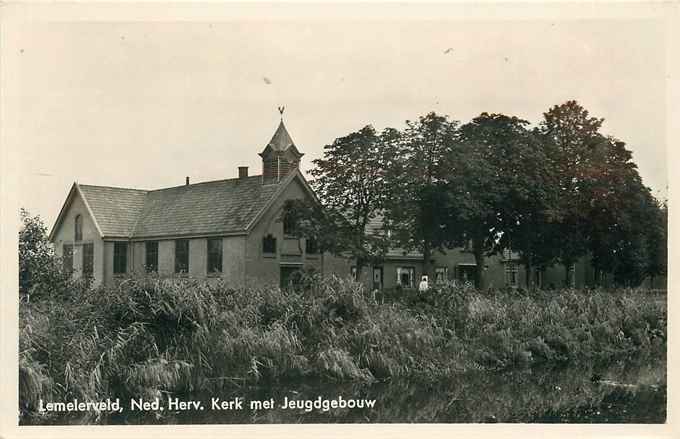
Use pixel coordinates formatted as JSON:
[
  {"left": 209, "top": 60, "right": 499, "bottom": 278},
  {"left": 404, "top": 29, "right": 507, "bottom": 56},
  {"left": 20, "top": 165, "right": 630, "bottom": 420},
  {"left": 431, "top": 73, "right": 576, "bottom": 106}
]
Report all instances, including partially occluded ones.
[
  {"left": 284, "top": 125, "right": 390, "bottom": 276},
  {"left": 540, "top": 100, "right": 607, "bottom": 284},
  {"left": 450, "top": 113, "right": 557, "bottom": 288},
  {"left": 540, "top": 102, "right": 666, "bottom": 287},
  {"left": 19, "top": 208, "right": 69, "bottom": 299},
  {"left": 581, "top": 137, "right": 665, "bottom": 287},
  {"left": 383, "top": 112, "right": 461, "bottom": 279},
  {"left": 497, "top": 127, "right": 562, "bottom": 288}
]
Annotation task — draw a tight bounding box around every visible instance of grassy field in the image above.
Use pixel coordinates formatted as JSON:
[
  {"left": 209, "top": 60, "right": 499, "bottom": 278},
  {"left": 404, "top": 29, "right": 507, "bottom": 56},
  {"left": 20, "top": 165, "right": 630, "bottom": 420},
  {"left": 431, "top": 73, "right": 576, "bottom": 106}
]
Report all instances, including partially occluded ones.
[{"left": 19, "top": 275, "right": 666, "bottom": 420}]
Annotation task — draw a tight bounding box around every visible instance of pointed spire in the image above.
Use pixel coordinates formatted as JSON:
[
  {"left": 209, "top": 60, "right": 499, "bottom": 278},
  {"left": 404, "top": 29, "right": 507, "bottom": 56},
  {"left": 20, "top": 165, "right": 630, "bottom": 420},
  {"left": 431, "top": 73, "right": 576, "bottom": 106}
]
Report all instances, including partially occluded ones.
[
  {"left": 260, "top": 110, "right": 303, "bottom": 185},
  {"left": 266, "top": 119, "right": 296, "bottom": 152}
]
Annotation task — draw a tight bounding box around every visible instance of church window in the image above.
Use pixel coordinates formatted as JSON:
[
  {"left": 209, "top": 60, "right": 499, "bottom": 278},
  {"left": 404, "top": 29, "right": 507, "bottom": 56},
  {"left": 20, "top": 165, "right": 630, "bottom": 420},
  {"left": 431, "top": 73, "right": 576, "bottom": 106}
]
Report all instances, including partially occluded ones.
[
  {"left": 75, "top": 215, "right": 83, "bottom": 241},
  {"left": 207, "top": 238, "right": 223, "bottom": 274},
  {"left": 113, "top": 242, "right": 128, "bottom": 274},
  {"left": 263, "top": 234, "right": 277, "bottom": 254},
  {"left": 283, "top": 212, "right": 296, "bottom": 236},
  {"left": 82, "top": 243, "right": 94, "bottom": 278},
  {"left": 63, "top": 244, "right": 73, "bottom": 274},
  {"left": 175, "top": 239, "right": 189, "bottom": 273},
  {"left": 145, "top": 241, "right": 158, "bottom": 273}
]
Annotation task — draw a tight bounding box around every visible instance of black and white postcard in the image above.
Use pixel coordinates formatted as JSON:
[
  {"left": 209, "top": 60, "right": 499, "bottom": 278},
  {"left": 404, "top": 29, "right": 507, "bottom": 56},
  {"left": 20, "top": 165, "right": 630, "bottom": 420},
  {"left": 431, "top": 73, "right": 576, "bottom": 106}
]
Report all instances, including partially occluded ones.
[{"left": 1, "top": 2, "right": 677, "bottom": 438}]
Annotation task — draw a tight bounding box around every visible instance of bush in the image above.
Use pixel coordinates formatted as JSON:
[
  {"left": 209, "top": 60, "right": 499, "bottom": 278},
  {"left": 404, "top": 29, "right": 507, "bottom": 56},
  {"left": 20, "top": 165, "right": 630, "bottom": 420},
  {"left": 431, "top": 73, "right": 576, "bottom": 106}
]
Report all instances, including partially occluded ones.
[{"left": 19, "top": 209, "right": 73, "bottom": 300}]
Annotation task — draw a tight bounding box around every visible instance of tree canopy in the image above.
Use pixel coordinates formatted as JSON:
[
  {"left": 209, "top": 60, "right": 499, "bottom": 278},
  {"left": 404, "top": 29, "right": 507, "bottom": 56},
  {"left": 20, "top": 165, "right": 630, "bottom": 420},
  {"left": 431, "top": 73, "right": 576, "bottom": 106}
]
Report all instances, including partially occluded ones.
[{"left": 287, "top": 101, "right": 666, "bottom": 289}]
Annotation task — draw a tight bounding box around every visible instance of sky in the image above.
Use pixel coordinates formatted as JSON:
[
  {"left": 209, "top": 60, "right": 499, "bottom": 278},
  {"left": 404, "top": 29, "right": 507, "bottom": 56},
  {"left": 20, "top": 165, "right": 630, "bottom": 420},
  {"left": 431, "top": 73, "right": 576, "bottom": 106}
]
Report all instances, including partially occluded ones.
[{"left": 2, "top": 12, "right": 669, "bottom": 229}]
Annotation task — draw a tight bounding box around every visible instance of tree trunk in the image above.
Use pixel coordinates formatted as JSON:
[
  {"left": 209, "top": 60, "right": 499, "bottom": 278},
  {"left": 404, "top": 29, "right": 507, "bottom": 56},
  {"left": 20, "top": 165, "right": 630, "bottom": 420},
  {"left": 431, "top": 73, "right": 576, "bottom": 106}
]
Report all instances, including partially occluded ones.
[
  {"left": 472, "top": 236, "right": 485, "bottom": 290},
  {"left": 564, "top": 260, "right": 572, "bottom": 287}
]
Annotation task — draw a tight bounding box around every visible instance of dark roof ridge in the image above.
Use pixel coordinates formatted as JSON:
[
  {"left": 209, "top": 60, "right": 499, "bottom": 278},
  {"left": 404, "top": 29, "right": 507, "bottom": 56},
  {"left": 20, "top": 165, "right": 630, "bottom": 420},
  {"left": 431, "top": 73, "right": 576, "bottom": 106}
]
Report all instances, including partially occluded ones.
[{"left": 148, "top": 174, "right": 265, "bottom": 193}]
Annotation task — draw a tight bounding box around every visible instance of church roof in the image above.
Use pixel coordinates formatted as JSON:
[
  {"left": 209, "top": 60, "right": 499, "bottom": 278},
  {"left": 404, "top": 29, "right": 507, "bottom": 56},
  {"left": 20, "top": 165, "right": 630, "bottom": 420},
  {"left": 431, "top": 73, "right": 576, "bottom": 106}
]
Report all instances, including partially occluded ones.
[
  {"left": 131, "top": 175, "right": 281, "bottom": 238},
  {"left": 53, "top": 171, "right": 313, "bottom": 240},
  {"left": 265, "top": 120, "right": 297, "bottom": 152},
  {"left": 78, "top": 185, "right": 148, "bottom": 237}
]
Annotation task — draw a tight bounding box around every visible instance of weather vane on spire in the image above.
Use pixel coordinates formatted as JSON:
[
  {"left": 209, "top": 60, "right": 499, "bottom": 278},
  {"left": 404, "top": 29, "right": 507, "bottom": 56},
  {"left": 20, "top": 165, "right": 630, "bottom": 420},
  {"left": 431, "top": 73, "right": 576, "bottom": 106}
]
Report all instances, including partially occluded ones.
[{"left": 278, "top": 106, "right": 285, "bottom": 120}]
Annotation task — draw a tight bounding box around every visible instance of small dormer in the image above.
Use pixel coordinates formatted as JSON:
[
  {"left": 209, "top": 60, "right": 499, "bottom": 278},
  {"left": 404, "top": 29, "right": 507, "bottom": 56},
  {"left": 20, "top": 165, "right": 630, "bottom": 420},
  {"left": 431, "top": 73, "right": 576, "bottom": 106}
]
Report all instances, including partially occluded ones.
[{"left": 259, "top": 114, "right": 303, "bottom": 185}]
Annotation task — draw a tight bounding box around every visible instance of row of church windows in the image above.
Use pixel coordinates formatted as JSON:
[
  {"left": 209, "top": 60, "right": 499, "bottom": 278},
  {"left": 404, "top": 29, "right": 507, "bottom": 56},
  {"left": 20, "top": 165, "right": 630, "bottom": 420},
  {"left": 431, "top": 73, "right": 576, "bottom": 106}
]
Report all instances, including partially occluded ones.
[
  {"left": 64, "top": 235, "right": 319, "bottom": 277},
  {"left": 113, "top": 240, "right": 224, "bottom": 275},
  {"left": 63, "top": 239, "right": 224, "bottom": 276}
]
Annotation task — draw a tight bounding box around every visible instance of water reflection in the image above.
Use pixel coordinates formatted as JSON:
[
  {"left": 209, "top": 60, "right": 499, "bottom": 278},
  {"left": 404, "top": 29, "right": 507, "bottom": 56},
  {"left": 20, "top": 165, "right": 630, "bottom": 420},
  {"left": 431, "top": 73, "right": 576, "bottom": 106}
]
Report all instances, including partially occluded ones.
[{"left": 109, "top": 359, "right": 665, "bottom": 424}]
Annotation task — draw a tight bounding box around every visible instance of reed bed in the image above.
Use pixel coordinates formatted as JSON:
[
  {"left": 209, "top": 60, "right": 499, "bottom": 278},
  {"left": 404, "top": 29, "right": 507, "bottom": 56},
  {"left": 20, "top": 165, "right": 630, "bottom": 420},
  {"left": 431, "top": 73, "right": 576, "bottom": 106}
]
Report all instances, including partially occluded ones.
[{"left": 19, "top": 275, "right": 666, "bottom": 420}]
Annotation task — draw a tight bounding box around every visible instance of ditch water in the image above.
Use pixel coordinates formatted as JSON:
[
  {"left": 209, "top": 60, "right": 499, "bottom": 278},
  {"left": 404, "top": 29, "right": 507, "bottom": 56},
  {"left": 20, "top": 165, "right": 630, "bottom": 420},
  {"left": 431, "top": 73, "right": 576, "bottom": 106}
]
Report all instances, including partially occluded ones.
[
  {"left": 27, "top": 359, "right": 664, "bottom": 425},
  {"left": 101, "top": 359, "right": 665, "bottom": 424}
]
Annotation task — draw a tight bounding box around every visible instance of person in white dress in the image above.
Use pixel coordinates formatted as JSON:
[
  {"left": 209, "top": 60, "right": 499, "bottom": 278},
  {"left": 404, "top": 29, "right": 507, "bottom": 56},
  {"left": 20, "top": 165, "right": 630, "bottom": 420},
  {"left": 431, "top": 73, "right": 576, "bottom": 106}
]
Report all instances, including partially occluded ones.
[{"left": 418, "top": 275, "right": 429, "bottom": 293}]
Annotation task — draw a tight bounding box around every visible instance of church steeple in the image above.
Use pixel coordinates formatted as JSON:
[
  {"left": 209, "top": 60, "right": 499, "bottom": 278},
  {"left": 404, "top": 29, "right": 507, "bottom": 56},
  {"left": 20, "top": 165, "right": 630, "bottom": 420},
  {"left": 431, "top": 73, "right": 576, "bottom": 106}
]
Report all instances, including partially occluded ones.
[{"left": 259, "top": 109, "right": 303, "bottom": 184}]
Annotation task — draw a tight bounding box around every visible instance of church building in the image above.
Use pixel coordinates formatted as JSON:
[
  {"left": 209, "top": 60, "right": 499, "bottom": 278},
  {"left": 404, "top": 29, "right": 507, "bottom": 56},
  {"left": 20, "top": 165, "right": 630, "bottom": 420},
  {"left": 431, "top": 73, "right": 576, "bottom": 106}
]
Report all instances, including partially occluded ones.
[{"left": 49, "top": 118, "right": 323, "bottom": 287}]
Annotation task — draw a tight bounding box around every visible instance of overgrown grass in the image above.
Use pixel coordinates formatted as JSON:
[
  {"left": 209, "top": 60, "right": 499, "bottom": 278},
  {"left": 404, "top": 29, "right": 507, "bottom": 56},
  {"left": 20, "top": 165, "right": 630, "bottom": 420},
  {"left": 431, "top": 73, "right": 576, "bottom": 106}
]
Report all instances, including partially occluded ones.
[{"left": 19, "top": 275, "right": 666, "bottom": 421}]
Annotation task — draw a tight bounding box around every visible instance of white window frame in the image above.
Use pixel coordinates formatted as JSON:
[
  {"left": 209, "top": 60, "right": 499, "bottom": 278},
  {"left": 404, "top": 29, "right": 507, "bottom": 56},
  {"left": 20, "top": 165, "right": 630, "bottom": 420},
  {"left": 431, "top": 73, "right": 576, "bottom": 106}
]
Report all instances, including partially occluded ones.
[{"left": 396, "top": 267, "right": 415, "bottom": 288}]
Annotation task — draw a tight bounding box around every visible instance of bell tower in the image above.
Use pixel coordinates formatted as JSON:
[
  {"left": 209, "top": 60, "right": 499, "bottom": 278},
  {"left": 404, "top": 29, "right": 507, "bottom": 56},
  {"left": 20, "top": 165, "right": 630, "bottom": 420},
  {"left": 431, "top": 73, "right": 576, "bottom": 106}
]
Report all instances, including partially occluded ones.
[{"left": 259, "top": 107, "right": 304, "bottom": 185}]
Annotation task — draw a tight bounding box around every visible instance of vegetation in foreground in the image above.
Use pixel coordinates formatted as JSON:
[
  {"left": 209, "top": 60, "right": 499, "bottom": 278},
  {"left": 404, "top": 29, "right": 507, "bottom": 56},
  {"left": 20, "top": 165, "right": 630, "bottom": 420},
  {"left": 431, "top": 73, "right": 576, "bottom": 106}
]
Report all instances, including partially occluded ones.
[{"left": 20, "top": 274, "right": 666, "bottom": 422}]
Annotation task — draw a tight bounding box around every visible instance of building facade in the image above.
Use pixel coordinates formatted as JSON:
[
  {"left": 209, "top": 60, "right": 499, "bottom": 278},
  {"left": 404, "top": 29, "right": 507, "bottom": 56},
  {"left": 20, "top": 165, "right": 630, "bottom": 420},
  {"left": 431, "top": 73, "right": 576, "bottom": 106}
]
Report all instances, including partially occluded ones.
[{"left": 348, "top": 248, "right": 591, "bottom": 291}]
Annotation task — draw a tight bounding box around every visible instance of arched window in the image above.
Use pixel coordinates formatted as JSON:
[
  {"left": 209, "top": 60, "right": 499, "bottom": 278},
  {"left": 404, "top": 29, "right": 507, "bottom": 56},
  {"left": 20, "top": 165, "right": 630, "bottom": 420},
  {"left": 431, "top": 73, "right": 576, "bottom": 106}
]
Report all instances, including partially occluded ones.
[
  {"left": 74, "top": 215, "right": 83, "bottom": 241},
  {"left": 283, "top": 212, "right": 296, "bottom": 236},
  {"left": 262, "top": 234, "right": 277, "bottom": 254}
]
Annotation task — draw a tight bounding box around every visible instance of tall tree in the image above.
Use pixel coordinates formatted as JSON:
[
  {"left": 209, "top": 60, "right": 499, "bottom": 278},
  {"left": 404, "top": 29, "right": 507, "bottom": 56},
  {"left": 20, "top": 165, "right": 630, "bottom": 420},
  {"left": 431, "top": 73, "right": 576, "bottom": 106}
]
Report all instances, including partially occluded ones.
[
  {"left": 540, "top": 100, "right": 607, "bottom": 284},
  {"left": 285, "top": 125, "right": 390, "bottom": 277},
  {"left": 581, "top": 137, "right": 661, "bottom": 286},
  {"left": 451, "top": 113, "right": 557, "bottom": 288},
  {"left": 498, "top": 127, "right": 562, "bottom": 288},
  {"left": 383, "top": 112, "right": 460, "bottom": 279}
]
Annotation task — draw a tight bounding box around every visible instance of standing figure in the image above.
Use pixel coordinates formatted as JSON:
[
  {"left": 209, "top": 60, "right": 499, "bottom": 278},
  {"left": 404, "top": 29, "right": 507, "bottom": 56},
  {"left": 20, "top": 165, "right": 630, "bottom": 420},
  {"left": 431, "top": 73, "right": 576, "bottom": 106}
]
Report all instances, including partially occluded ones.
[{"left": 418, "top": 275, "right": 429, "bottom": 293}]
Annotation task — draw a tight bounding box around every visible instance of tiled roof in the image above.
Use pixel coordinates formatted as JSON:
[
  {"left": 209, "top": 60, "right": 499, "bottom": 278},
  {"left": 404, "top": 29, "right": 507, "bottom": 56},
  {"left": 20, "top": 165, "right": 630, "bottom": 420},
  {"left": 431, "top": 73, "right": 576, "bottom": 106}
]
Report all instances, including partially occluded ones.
[
  {"left": 132, "top": 175, "right": 280, "bottom": 238},
  {"left": 78, "top": 185, "right": 148, "bottom": 237},
  {"left": 77, "top": 174, "right": 286, "bottom": 239}
]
